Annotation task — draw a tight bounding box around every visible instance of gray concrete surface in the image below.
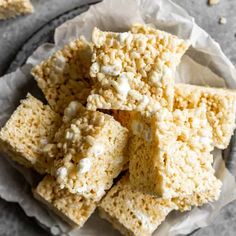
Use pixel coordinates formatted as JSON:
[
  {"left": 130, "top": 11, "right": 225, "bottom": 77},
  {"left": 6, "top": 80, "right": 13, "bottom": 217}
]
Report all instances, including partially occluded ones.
[{"left": 0, "top": 0, "right": 236, "bottom": 235}]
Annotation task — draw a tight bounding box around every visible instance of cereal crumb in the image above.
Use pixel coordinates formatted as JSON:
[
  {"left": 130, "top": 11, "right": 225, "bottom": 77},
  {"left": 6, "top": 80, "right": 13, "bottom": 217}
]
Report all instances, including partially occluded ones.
[
  {"left": 219, "top": 16, "right": 227, "bottom": 25},
  {"left": 208, "top": 0, "right": 220, "bottom": 5}
]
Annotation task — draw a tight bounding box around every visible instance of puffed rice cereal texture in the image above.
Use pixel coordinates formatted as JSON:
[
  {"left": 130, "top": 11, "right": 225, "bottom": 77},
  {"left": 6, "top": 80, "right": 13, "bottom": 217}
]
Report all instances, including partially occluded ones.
[
  {"left": 0, "top": 94, "right": 61, "bottom": 173},
  {"left": 87, "top": 26, "right": 190, "bottom": 113},
  {"left": 129, "top": 106, "right": 222, "bottom": 199},
  {"left": 33, "top": 175, "right": 96, "bottom": 227},
  {"left": 32, "top": 37, "right": 93, "bottom": 114},
  {"left": 99, "top": 174, "right": 177, "bottom": 236},
  {"left": 45, "top": 101, "right": 129, "bottom": 201},
  {"left": 175, "top": 83, "right": 236, "bottom": 149}
]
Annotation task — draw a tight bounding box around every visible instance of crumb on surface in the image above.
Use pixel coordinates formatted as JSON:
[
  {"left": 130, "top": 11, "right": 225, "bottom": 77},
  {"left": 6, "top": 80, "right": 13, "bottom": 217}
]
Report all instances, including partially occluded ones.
[
  {"left": 208, "top": 0, "right": 220, "bottom": 6},
  {"left": 219, "top": 16, "right": 227, "bottom": 25}
]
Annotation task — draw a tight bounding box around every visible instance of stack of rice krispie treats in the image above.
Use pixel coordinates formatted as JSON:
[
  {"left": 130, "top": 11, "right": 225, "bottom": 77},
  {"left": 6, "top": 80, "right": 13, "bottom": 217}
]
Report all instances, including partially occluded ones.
[{"left": 0, "top": 24, "right": 236, "bottom": 236}]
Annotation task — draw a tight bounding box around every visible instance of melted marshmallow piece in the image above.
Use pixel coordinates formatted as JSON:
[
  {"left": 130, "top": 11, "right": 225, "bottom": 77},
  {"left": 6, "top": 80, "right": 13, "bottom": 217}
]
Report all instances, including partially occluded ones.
[
  {"left": 65, "top": 131, "right": 74, "bottom": 140},
  {"left": 40, "top": 138, "right": 48, "bottom": 146},
  {"left": 118, "top": 32, "right": 133, "bottom": 46},
  {"left": 163, "top": 67, "right": 173, "bottom": 78},
  {"left": 116, "top": 73, "right": 131, "bottom": 98},
  {"left": 96, "top": 186, "right": 106, "bottom": 199},
  {"left": 76, "top": 185, "right": 90, "bottom": 194},
  {"left": 53, "top": 55, "right": 66, "bottom": 73},
  {"left": 78, "top": 158, "right": 92, "bottom": 174},
  {"left": 138, "top": 95, "right": 150, "bottom": 110},
  {"left": 110, "top": 72, "right": 133, "bottom": 99},
  {"left": 90, "top": 62, "right": 100, "bottom": 75},
  {"left": 150, "top": 71, "right": 162, "bottom": 86},
  {"left": 201, "top": 129, "right": 212, "bottom": 137},
  {"left": 134, "top": 210, "right": 157, "bottom": 232},
  {"left": 63, "top": 101, "right": 82, "bottom": 123},
  {"left": 197, "top": 128, "right": 213, "bottom": 146},
  {"left": 199, "top": 137, "right": 212, "bottom": 145},
  {"left": 90, "top": 142, "right": 104, "bottom": 156},
  {"left": 101, "top": 59, "right": 122, "bottom": 76},
  {"left": 56, "top": 167, "right": 68, "bottom": 179},
  {"left": 130, "top": 117, "right": 152, "bottom": 142},
  {"left": 156, "top": 108, "right": 172, "bottom": 122},
  {"left": 191, "top": 118, "right": 200, "bottom": 128}
]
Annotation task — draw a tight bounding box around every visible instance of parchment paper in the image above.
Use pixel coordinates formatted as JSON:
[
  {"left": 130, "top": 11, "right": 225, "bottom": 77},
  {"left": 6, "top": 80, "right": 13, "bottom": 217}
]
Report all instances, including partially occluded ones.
[{"left": 1, "top": 0, "right": 236, "bottom": 235}]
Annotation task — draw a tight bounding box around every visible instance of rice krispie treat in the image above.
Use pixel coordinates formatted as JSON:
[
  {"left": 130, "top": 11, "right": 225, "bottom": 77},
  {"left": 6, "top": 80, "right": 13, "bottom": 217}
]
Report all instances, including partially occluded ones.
[
  {"left": 32, "top": 37, "right": 93, "bottom": 114},
  {"left": 87, "top": 27, "right": 190, "bottom": 113},
  {"left": 0, "top": 94, "right": 61, "bottom": 173},
  {"left": 45, "top": 101, "right": 129, "bottom": 201},
  {"left": 33, "top": 175, "right": 96, "bottom": 227},
  {"left": 99, "top": 174, "right": 177, "bottom": 236},
  {"left": 129, "top": 106, "right": 221, "bottom": 198},
  {"left": 113, "top": 83, "right": 236, "bottom": 149},
  {"left": 99, "top": 173, "right": 221, "bottom": 236},
  {"left": 0, "top": 0, "right": 33, "bottom": 20},
  {"left": 175, "top": 83, "right": 236, "bottom": 149}
]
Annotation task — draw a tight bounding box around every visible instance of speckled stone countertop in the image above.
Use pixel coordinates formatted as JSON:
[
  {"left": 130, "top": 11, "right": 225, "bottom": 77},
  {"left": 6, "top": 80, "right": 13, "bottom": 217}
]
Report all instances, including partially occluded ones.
[{"left": 0, "top": 0, "right": 236, "bottom": 235}]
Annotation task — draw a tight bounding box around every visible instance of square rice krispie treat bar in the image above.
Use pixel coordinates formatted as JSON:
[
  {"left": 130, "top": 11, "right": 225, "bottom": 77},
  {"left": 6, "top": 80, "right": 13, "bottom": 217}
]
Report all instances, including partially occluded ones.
[
  {"left": 174, "top": 83, "right": 236, "bottom": 149},
  {"left": 87, "top": 26, "right": 190, "bottom": 113},
  {"left": 32, "top": 37, "right": 93, "bottom": 114},
  {"left": 129, "top": 106, "right": 222, "bottom": 198},
  {"left": 0, "top": 94, "right": 61, "bottom": 173},
  {"left": 45, "top": 101, "right": 129, "bottom": 201},
  {"left": 99, "top": 174, "right": 177, "bottom": 236},
  {"left": 113, "top": 83, "right": 236, "bottom": 149},
  {"left": 33, "top": 175, "right": 96, "bottom": 227},
  {"left": 0, "top": 0, "right": 33, "bottom": 20},
  {"left": 99, "top": 173, "right": 221, "bottom": 236}
]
